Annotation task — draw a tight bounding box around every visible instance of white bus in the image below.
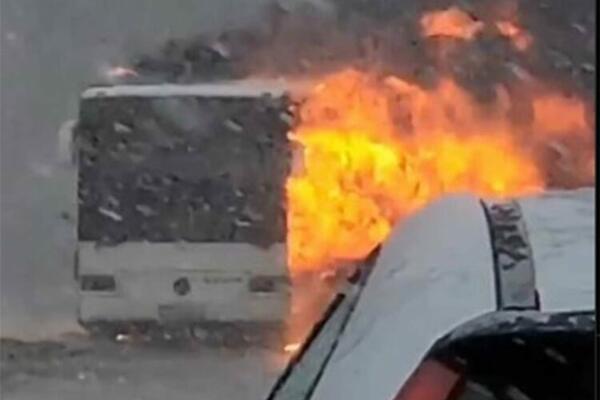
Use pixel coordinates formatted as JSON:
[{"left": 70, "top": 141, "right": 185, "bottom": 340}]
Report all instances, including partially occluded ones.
[{"left": 59, "top": 80, "right": 303, "bottom": 339}]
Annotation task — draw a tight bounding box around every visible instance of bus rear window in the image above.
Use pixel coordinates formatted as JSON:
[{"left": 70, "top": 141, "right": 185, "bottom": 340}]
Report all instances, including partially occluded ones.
[{"left": 76, "top": 95, "right": 290, "bottom": 245}]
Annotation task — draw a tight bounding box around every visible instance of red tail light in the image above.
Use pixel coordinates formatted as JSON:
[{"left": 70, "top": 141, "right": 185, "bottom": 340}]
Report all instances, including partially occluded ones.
[{"left": 393, "top": 360, "right": 461, "bottom": 400}]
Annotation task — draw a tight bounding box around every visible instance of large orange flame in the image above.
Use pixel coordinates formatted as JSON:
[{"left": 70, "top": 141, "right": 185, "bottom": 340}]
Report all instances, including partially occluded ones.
[
  {"left": 532, "top": 95, "right": 589, "bottom": 136},
  {"left": 420, "top": 7, "right": 534, "bottom": 51},
  {"left": 286, "top": 68, "right": 593, "bottom": 274},
  {"left": 495, "top": 20, "right": 533, "bottom": 51},
  {"left": 420, "top": 6, "right": 484, "bottom": 40}
]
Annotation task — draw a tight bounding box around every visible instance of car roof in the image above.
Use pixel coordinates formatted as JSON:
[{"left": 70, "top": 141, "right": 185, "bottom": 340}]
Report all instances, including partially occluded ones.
[
  {"left": 309, "top": 189, "right": 594, "bottom": 400},
  {"left": 81, "top": 79, "right": 313, "bottom": 99},
  {"left": 311, "top": 194, "right": 497, "bottom": 400},
  {"left": 518, "top": 189, "right": 595, "bottom": 312}
]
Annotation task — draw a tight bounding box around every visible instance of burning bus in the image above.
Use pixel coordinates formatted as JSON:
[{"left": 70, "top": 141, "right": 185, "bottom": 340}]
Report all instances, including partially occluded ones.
[
  {"left": 57, "top": 62, "right": 593, "bottom": 341},
  {"left": 59, "top": 80, "right": 305, "bottom": 337}
]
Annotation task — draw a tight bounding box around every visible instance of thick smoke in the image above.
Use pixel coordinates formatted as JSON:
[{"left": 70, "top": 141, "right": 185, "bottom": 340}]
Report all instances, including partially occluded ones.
[
  {"left": 113, "top": 0, "right": 595, "bottom": 188},
  {"left": 119, "top": 0, "right": 594, "bottom": 93}
]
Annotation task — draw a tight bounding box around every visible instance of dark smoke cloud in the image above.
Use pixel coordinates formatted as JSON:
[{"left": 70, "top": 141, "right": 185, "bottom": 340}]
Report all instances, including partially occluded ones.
[
  {"left": 120, "top": 0, "right": 594, "bottom": 99},
  {"left": 117, "top": 0, "right": 595, "bottom": 189}
]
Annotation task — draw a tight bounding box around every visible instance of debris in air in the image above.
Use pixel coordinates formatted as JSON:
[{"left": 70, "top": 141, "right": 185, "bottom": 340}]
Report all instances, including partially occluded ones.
[
  {"left": 284, "top": 343, "right": 301, "bottom": 354},
  {"left": 98, "top": 207, "right": 123, "bottom": 222},
  {"left": 105, "top": 66, "right": 138, "bottom": 79}
]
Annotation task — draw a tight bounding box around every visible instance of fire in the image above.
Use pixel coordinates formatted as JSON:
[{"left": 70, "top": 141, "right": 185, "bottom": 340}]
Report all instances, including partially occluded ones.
[
  {"left": 532, "top": 95, "right": 589, "bottom": 136},
  {"left": 286, "top": 68, "right": 595, "bottom": 274},
  {"left": 420, "top": 7, "right": 534, "bottom": 51},
  {"left": 246, "top": 2, "right": 593, "bottom": 350},
  {"left": 284, "top": 342, "right": 301, "bottom": 354},
  {"left": 420, "top": 7, "right": 484, "bottom": 40},
  {"left": 104, "top": 65, "right": 138, "bottom": 79},
  {"left": 495, "top": 20, "right": 533, "bottom": 51}
]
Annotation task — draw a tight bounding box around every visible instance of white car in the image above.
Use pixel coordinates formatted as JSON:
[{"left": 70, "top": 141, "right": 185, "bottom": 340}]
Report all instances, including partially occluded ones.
[{"left": 267, "top": 190, "right": 595, "bottom": 400}]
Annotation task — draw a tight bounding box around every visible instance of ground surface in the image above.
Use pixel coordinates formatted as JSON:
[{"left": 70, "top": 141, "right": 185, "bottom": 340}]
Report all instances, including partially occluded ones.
[{"left": 1, "top": 337, "right": 287, "bottom": 400}]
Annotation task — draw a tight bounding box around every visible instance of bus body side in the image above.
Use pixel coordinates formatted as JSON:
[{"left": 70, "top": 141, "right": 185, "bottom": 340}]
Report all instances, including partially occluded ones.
[{"left": 71, "top": 82, "right": 293, "bottom": 332}]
